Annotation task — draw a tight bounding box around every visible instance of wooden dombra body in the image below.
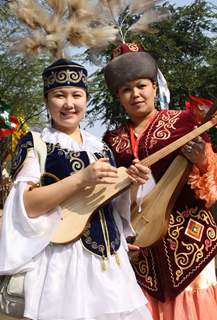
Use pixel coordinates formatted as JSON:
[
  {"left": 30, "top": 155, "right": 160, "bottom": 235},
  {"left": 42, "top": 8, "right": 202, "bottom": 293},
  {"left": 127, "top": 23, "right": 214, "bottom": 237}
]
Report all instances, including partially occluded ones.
[{"left": 52, "top": 116, "right": 217, "bottom": 245}]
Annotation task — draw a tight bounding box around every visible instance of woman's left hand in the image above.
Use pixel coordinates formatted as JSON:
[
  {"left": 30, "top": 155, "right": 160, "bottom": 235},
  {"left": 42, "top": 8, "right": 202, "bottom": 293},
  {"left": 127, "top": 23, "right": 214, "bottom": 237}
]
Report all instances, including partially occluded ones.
[
  {"left": 127, "top": 159, "right": 150, "bottom": 185},
  {"left": 181, "top": 136, "right": 207, "bottom": 172}
]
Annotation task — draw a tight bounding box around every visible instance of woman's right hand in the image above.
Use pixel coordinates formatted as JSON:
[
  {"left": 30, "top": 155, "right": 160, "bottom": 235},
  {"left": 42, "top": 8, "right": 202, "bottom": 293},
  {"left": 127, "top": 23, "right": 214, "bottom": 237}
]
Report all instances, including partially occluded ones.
[
  {"left": 81, "top": 158, "right": 118, "bottom": 186},
  {"left": 128, "top": 243, "right": 140, "bottom": 262},
  {"left": 24, "top": 158, "right": 118, "bottom": 218}
]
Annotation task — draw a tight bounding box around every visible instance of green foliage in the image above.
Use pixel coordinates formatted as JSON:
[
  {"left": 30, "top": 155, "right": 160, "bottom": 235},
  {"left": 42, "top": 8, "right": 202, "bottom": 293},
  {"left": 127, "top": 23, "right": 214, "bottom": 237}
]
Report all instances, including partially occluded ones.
[
  {"left": 0, "top": 2, "right": 51, "bottom": 166},
  {"left": 87, "top": 70, "right": 129, "bottom": 128},
  {"left": 0, "top": 2, "right": 50, "bottom": 127},
  {"left": 85, "top": 0, "right": 217, "bottom": 129}
]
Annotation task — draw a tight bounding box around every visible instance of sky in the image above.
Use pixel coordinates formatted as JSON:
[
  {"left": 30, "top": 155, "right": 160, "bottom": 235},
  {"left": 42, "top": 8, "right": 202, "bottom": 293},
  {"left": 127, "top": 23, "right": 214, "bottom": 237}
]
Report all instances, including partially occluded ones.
[{"left": 81, "top": 0, "right": 216, "bottom": 137}]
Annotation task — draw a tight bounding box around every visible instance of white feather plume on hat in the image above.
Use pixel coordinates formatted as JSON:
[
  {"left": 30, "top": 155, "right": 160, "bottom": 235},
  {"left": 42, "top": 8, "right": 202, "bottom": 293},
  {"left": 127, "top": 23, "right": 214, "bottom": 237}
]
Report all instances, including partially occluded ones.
[{"left": 9, "top": 0, "right": 167, "bottom": 59}]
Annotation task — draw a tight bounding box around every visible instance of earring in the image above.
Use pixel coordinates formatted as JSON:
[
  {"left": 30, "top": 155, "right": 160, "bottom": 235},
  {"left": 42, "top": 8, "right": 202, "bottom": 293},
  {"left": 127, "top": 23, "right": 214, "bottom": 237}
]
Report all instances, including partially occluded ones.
[{"left": 46, "top": 110, "right": 53, "bottom": 127}]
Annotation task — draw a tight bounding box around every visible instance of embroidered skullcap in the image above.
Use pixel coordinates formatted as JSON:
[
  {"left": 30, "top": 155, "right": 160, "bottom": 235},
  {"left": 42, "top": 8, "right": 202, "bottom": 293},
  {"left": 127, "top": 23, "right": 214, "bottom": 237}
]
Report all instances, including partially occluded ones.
[
  {"left": 104, "top": 43, "right": 157, "bottom": 95},
  {"left": 42, "top": 59, "right": 88, "bottom": 95}
]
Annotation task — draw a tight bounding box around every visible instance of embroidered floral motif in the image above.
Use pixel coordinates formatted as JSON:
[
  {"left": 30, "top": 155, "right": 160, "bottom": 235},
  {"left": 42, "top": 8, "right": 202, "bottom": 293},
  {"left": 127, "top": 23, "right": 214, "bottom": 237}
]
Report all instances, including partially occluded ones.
[
  {"left": 165, "top": 206, "right": 217, "bottom": 284},
  {"left": 205, "top": 239, "right": 212, "bottom": 251},
  {"left": 44, "top": 69, "right": 86, "bottom": 89},
  {"left": 70, "top": 155, "right": 85, "bottom": 171},
  {"left": 47, "top": 142, "right": 85, "bottom": 171},
  {"left": 47, "top": 142, "right": 56, "bottom": 155},
  {"left": 207, "top": 226, "right": 217, "bottom": 241},
  {"left": 168, "top": 239, "right": 177, "bottom": 250},
  {"left": 128, "top": 43, "right": 140, "bottom": 51},
  {"left": 82, "top": 224, "right": 106, "bottom": 255},
  {"left": 111, "top": 134, "right": 131, "bottom": 153},
  {"left": 182, "top": 208, "right": 190, "bottom": 218},
  {"left": 150, "top": 110, "right": 182, "bottom": 148},
  {"left": 81, "top": 210, "right": 120, "bottom": 258},
  {"left": 133, "top": 249, "right": 158, "bottom": 292}
]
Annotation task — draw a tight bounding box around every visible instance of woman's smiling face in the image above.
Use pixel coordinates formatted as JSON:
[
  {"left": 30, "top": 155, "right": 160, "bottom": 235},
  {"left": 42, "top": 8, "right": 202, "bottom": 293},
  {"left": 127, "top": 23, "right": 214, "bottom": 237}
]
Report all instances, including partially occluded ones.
[{"left": 46, "top": 87, "right": 87, "bottom": 134}]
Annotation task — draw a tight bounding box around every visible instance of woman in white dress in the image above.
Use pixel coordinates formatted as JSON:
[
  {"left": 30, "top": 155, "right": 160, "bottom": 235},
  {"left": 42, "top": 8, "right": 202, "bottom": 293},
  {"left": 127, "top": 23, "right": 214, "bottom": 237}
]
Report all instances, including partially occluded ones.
[{"left": 0, "top": 58, "right": 153, "bottom": 320}]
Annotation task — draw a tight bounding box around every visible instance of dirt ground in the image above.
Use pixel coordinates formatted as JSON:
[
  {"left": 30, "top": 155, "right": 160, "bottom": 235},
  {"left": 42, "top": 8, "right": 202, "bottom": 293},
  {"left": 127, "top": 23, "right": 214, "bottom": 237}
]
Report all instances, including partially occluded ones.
[{"left": 0, "top": 315, "right": 20, "bottom": 320}]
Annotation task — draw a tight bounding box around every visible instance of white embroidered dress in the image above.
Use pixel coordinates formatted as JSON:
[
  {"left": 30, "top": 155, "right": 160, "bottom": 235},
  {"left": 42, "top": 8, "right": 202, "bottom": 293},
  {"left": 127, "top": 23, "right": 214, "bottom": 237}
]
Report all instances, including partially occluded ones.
[{"left": 0, "top": 128, "right": 152, "bottom": 320}]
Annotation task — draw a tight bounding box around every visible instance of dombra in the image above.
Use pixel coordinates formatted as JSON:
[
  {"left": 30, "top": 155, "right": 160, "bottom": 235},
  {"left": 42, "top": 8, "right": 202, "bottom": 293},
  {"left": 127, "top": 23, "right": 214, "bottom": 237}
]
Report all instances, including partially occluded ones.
[
  {"left": 131, "top": 154, "right": 189, "bottom": 247},
  {"left": 52, "top": 109, "right": 217, "bottom": 246}
]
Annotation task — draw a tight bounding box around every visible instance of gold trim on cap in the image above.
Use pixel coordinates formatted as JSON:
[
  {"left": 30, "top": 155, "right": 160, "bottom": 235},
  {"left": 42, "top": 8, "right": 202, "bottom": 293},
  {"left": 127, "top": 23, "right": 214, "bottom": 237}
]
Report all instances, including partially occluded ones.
[{"left": 44, "top": 69, "right": 86, "bottom": 88}]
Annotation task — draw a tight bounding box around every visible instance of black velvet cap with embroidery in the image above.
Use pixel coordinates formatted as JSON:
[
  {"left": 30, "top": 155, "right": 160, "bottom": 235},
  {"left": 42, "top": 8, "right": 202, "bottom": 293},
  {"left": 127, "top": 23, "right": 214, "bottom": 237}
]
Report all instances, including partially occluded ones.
[
  {"left": 42, "top": 59, "right": 88, "bottom": 94},
  {"left": 104, "top": 43, "right": 157, "bottom": 95}
]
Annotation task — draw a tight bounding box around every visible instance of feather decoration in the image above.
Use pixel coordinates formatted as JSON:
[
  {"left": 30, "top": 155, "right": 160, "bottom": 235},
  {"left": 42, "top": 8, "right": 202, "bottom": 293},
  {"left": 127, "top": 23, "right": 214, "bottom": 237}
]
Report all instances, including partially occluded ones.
[
  {"left": 98, "top": 0, "right": 131, "bottom": 22},
  {"left": 67, "top": 19, "right": 118, "bottom": 48},
  {"left": 9, "top": 0, "right": 50, "bottom": 30},
  {"left": 129, "top": 0, "right": 158, "bottom": 14},
  {"left": 9, "top": 0, "right": 167, "bottom": 60},
  {"left": 93, "top": 0, "right": 167, "bottom": 42},
  {"left": 87, "top": 0, "right": 167, "bottom": 64},
  {"left": 129, "top": 8, "right": 168, "bottom": 33},
  {"left": 67, "top": 0, "right": 94, "bottom": 20},
  {"left": 47, "top": 0, "right": 67, "bottom": 15},
  {"left": 13, "top": 32, "right": 58, "bottom": 57}
]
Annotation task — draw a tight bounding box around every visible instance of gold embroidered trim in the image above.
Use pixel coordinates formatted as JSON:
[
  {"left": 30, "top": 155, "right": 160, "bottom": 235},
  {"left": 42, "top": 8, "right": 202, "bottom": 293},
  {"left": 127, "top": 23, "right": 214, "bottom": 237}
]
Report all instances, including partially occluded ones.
[
  {"left": 47, "top": 143, "right": 86, "bottom": 172},
  {"left": 44, "top": 69, "right": 87, "bottom": 88},
  {"left": 165, "top": 206, "right": 217, "bottom": 286},
  {"left": 133, "top": 249, "right": 158, "bottom": 291},
  {"left": 111, "top": 134, "right": 131, "bottom": 153},
  {"left": 150, "top": 110, "right": 182, "bottom": 147}
]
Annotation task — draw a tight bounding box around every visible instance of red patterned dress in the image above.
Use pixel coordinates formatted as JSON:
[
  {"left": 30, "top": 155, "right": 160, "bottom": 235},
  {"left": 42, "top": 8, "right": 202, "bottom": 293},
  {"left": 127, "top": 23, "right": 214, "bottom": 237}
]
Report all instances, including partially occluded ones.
[{"left": 104, "top": 109, "right": 217, "bottom": 320}]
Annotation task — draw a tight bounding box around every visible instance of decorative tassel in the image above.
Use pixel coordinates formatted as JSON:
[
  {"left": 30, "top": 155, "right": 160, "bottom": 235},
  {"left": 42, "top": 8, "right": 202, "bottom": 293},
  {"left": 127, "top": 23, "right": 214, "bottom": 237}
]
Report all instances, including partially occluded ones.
[
  {"left": 114, "top": 251, "right": 121, "bottom": 266},
  {"left": 101, "top": 256, "right": 107, "bottom": 271}
]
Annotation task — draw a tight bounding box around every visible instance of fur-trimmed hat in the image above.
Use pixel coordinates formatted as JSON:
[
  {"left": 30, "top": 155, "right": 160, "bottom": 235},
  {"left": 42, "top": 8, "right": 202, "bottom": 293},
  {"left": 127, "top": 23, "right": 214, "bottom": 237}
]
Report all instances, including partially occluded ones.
[
  {"left": 42, "top": 59, "right": 88, "bottom": 95},
  {"left": 104, "top": 43, "right": 157, "bottom": 95}
]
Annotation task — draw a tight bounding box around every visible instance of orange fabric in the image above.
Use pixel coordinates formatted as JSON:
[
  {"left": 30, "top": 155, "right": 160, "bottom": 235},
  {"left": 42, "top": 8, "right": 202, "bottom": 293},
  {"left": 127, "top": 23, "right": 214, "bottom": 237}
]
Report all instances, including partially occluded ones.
[
  {"left": 144, "top": 259, "right": 217, "bottom": 320},
  {"left": 145, "top": 285, "right": 217, "bottom": 320},
  {"left": 188, "top": 143, "right": 217, "bottom": 207}
]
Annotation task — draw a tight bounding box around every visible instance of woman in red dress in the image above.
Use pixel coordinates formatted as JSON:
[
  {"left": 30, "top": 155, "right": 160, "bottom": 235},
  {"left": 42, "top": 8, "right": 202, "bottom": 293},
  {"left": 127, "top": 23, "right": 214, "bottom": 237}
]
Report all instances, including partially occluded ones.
[{"left": 103, "top": 42, "right": 217, "bottom": 320}]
